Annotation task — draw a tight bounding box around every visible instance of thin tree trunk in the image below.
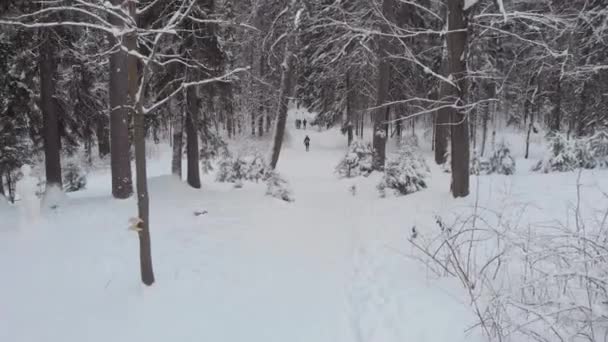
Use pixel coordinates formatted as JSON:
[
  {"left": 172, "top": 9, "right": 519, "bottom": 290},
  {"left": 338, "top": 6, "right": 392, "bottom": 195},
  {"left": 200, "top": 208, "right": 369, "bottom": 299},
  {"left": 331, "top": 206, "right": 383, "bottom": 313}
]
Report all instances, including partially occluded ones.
[
  {"left": 185, "top": 86, "right": 201, "bottom": 189},
  {"left": 480, "top": 81, "right": 494, "bottom": 157},
  {"left": 346, "top": 71, "right": 354, "bottom": 146},
  {"left": 225, "top": 84, "right": 234, "bottom": 139},
  {"left": 480, "top": 102, "right": 490, "bottom": 157},
  {"left": 0, "top": 174, "right": 5, "bottom": 198},
  {"left": 258, "top": 114, "right": 264, "bottom": 137},
  {"left": 39, "top": 27, "right": 62, "bottom": 190},
  {"left": 575, "top": 80, "right": 588, "bottom": 137},
  {"left": 435, "top": 64, "right": 450, "bottom": 164},
  {"left": 128, "top": 2, "right": 154, "bottom": 286},
  {"left": 109, "top": 0, "right": 133, "bottom": 199},
  {"left": 551, "top": 78, "right": 562, "bottom": 132},
  {"left": 525, "top": 111, "right": 534, "bottom": 159},
  {"left": 470, "top": 100, "right": 477, "bottom": 151},
  {"left": 6, "top": 172, "right": 14, "bottom": 203},
  {"left": 96, "top": 113, "right": 110, "bottom": 157},
  {"left": 447, "top": 0, "right": 470, "bottom": 198},
  {"left": 371, "top": 0, "right": 393, "bottom": 171},
  {"left": 266, "top": 113, "right": 272, "bottom": 134},
  {"left": 360, "top": 108, "right": 365, "bottom": 138},
  {"left": 171, "top": 98, "right": 183, "bottom": 177}
]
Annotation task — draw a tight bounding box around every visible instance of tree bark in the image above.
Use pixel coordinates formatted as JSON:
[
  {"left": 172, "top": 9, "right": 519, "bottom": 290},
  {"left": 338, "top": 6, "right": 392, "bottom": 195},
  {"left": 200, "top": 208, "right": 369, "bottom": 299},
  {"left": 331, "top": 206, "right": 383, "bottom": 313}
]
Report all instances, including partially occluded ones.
[
  {"left": 269, "top": 11, "right": 297, "bottom": 169},
  {"left": 171, "top": 98, "right": 183, "bottom": 177},
  {"left": 434, "top": 65, "right": 450, "bottom": 164},
  {"left": 575, "top": 80, "right": 588, "bottom": 137},
  {"left": 525, "top": 111, "right": 534, "bottom": 159},
  {"left": 39, "top": 28, "right": 63, "bottom": 190},
  {"left": 371, "top": 0, "right": 393, "bottom": 171},
  {"left": 258, "top": 114, "right": 264, "bottom": 137},
  {"left": 447, "top": 0, "right": 470, "bottom": 198},
  {"left": 0, "top": 174, "right": 5, "bottom": 198},
  {"left": 551, "top": 77, "right": 562, "bottom": 132},
  {"left": 346, "top": 71, "right": 354, "bottom": 146},
  {"left": 128, "top": 2, "right": 154, "bottom": 286},
  {"left": 96, "top": 113, "right": 110, "bottom": 158},
  {"left": 185, "top": 86, "right": 201, "bottom": 189},
  {"left": 109, "top": 0, "right": 133, "bottom": 199}
]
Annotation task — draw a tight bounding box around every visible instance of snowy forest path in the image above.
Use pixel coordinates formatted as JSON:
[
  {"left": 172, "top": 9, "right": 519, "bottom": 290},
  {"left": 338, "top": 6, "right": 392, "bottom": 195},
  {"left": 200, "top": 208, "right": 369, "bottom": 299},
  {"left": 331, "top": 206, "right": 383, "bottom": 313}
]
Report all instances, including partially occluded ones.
[{"left": 0, "top": 126, "right": 480, "bottom": 342}]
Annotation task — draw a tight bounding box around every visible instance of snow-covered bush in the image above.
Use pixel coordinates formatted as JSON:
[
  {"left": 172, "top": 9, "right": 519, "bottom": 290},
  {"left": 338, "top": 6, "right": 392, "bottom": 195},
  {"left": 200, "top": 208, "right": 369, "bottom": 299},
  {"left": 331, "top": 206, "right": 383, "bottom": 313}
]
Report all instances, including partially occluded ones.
[
  {"left": 215, "top": 155, "right": 249, "bottom": 183},
  {"left": 586, "top": 130, "right": 608, "bottom": 168},
  {"left": 377, "top": 145, "right": 429, "bottom": 196},
  {"left": 532, "top": 134, "right": 579, "bottom": 173},
  {"left": 62, "top": 162, "right": 87, "bottom": 192},
  {"left": 442, "top": 150, "right": 509, "bottom": 175},
  {"left": 246, "top": 154, "right": 268, "bottom": 182},
  {"left": 215, "top": 153, "right": 269, "bottom": 184},
  {"left": 265, "top": 170, "right": 294, "bottom": 202},
  {"left": 335, "top": 141, "right": 374, "bottom": 178},
  {"left": 532, "top": 133, "right": 608, "bottom": 173},
  {"left": 486, "top": 142, "right": 516, "bottom": 175}
]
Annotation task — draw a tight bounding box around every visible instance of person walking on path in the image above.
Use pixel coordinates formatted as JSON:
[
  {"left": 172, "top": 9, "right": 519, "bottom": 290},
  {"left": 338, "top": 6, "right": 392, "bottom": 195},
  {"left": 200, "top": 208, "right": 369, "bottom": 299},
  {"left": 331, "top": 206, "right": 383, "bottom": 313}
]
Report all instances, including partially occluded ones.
[
  {"left": 304, "top": 135, "right": 311, "bottom": 152},
  {"left": 303, "top": 119, "right": 307, "bottom": 129}
]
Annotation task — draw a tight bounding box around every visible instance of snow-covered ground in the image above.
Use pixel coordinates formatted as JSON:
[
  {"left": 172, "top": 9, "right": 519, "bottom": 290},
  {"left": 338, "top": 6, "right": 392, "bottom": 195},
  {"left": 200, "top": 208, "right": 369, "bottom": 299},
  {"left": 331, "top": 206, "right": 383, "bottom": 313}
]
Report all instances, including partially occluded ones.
[{"left": 2, "top": 117, "right": 607, "bottom": 342}]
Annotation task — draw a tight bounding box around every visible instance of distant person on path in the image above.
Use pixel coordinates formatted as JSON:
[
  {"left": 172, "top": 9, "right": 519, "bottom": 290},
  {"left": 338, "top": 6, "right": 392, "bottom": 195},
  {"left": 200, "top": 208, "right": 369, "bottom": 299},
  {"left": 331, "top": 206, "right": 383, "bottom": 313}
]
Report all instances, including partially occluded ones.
[
  {"left": 303, "top": 119, "right": 307, "bottom": 129},
  {"left": 304, "top": 135, "right": 310, "bottom": 152}
]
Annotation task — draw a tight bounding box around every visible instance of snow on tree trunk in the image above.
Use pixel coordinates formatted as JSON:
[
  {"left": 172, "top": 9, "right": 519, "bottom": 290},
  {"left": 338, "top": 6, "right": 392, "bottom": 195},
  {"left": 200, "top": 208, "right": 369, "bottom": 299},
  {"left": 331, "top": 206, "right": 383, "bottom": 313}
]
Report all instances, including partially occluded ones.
[
  {"left": 269, "top": 5, "right": 298, "bottom": 170},
  {"left": 128, "top": 1, "right": 154, "bottom": 286},
  {"left": 447, "top": 0, "right": 470, "bottom": 198},
  {"left": 109, "top": 0, "right": 133, "bottom": 199}
]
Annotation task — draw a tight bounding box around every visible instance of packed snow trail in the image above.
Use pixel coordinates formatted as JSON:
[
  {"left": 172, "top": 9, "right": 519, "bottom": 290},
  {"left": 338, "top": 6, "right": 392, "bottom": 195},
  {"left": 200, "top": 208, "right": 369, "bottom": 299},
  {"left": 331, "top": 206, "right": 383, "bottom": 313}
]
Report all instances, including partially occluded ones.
[{"left": 0, "top": 125, "right": 481, "bottom": 342}]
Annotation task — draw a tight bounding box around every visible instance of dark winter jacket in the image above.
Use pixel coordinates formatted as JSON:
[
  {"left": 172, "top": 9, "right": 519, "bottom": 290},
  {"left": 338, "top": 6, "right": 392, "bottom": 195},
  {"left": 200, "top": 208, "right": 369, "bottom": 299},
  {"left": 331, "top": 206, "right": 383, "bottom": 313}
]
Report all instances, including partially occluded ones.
[{"left": 304, "top": 136, "right": 310, "bottom": 145}]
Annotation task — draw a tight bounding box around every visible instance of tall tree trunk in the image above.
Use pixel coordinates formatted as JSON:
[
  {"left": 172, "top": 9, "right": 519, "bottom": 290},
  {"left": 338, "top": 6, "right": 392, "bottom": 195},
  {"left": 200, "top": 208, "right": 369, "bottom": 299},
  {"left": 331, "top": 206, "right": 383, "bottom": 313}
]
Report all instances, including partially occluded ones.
[
  {"left": 109, "top": 0, "right": 133, "bottom": 199},
  {"left": 525, "top": 111, "right": 534, "bottom": 159},
  {"left": 371, "top": 0, "right": 393, "bottom": 171},
  {"left": 171, "top": 98, "right": 183, "bottom": 177},
  {"left": 480, "top": 81, "right": 495, "bottom": 157},
  {"left": 258, "top": 114, "right": 264, "bottom": 137},
  {"left": 224, "top": 84, "right": 234, "bottom": 139},
  {"left": 96, "top": 113, "right": 110, "bottom": 157},
  {"left": 360, "top": 107, "right": 365, "bottom": 138},
  {"left": 551, "top": 78, "right": 562, "bottom": 132},
  {"left": 266, "top": 113, "right": 272, "bottom": 134},
  {"left": 251, "top": 113, "right": 255, "bottom": 136},
  {"left": 39, "top": 28, "right": 62, "bottom": 190},
  {"left": 447, "top": 0, "right": 470, "bottom": 198},
  {"left": 346, "top": 71, "right": 354, "bottom": 146},
  {"left": 6, "top": 172, "right": 14, "bottom": 203},
  {"left": 480, "top": 102, "right": 490, "bottom": 157},
  {"left": 269, "top": 9, "right": 297, "bottom": 169},
  {"left": 128, "top": 2, "right": 154, "bottom": 286},
  {"left": 575, "top": 80, "right": 588, "bottom": 137},
  {"left": 185, "top": 86, "right": 201, "bottom": 189},
  {"left": 435, "top": 72, "right": 450, "bottom": 164},
  {"left": 0, "top": 174, "right": 5, "bottom": 199}
]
